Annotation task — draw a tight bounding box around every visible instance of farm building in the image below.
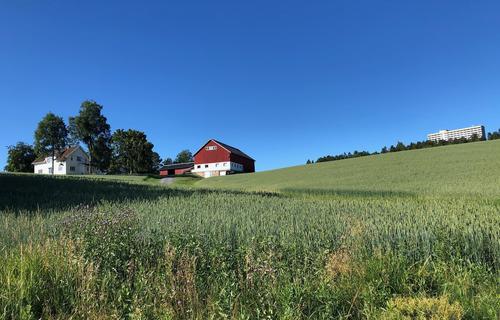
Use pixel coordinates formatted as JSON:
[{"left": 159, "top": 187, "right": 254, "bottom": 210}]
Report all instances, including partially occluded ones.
[
  {"left": 32, "top": 145, "right": 89, "bottom": 175},
  {"left": 159, "top": 162, "right": 194, "bottom": 176},
  {"left": 192, "top": 139, "right": 255, "bottom": 178}
]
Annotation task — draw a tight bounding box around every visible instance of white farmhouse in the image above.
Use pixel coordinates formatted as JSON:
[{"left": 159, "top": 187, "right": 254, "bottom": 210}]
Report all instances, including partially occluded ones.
[{"left": 32, "top": 146, "right": 90, "bottom": 175}]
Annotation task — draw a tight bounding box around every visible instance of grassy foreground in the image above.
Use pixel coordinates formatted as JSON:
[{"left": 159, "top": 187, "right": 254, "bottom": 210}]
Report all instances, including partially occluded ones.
[{"left": 1, "top": 142, "right": 499, "bottom": 319}]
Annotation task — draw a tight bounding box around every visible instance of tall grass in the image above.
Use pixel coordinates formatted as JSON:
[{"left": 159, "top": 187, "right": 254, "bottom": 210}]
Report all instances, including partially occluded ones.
[{"left": 1, "top": 147, "right": 499, "bottom": 320}]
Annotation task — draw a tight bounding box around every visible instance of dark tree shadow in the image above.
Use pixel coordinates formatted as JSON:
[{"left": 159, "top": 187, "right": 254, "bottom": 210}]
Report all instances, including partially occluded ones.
[{"left": 0, "top": 174, "right": 281, "bottom": 214}]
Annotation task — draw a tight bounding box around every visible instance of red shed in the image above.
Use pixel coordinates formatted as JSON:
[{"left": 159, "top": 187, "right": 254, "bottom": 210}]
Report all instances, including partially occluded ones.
[
  {"left": 192, "top": 139, "right": 255, "bottom": 178},
  {"left": 159, "top": 162, "right": 194, "bottom": 176}
]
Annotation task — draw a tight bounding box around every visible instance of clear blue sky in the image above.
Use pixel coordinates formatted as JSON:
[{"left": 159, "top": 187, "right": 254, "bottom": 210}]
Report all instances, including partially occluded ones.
[{"left": 1, "top": 1, "right": 499, "bottom": 171}]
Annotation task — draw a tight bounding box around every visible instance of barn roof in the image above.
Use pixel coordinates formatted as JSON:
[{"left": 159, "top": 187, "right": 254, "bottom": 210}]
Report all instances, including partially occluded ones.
[
  {"left": 159, "top": 162, "right": 194, "bottom": 171},
  {"left": 193, "top": 139, "right": 255, "bottom": 161},
  {"left": 213, "top": 140, "right": 255, "bottom": 160}
]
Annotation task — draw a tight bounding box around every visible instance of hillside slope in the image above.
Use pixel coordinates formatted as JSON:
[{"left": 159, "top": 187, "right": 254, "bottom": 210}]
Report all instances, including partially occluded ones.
[{"left": 197, "top": 140, "right": 500, "bottom": 196}]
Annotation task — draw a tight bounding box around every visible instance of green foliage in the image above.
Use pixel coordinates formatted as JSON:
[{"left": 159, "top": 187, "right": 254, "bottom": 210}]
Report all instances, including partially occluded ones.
[
  {"left": 487, "top": 129, "right": 500, "bottom": 140},
  {"left": 4, "top": 142, "right": 36, "bottom": 172},
  {"left": 34, "top": 113, "right": 67, "bottom": 174},
  {"left": 110, "top": 129, "right": 157, "bottom": 174},
  {"left": 69, "top": 100, "right": 112, "bottom": 172},
  {"left": 162, "top": 157, "right": 173, "bottom": 165},
  {"left": 151, "top": 151, "right": 162, "bottom": 172},
  {"left": 174, "top": 149, "right": 193, "bottom": 163},
  {"left": 34, "top": 112, "right": 67, "bottom": 156}
]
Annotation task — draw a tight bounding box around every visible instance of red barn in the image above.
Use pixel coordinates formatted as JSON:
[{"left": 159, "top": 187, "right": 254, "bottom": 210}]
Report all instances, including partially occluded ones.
[{"left": 192, "top": 139, "right": 255, "bottom": 178}]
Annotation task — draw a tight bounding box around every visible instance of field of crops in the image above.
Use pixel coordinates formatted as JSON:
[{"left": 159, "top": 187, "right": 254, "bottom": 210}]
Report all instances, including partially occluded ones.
[{"left": 1, "top": 141, "right": 499, "bottom": 319}]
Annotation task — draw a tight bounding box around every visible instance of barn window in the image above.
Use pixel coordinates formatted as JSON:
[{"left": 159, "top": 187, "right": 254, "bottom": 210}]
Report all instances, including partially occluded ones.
[{"left": 205, "top": 146, "right": 217, "bottom": 151}]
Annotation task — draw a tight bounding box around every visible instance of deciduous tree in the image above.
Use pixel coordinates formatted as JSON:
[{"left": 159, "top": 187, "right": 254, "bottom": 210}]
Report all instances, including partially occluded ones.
[
  {"left": 5, "top": 142, "right": 36, "bottom": 172},
  {"left": 110, "top": 129, "right": 157, "bottom": 174},
  {"left": 69, "top": 100, "right": 112, "bottom": 173},
  {"left": 174, "top": 150, "right": 193, "bottom": 163},
  {"left": 34, "top": 113, "right": 67, "bottom": 175}
]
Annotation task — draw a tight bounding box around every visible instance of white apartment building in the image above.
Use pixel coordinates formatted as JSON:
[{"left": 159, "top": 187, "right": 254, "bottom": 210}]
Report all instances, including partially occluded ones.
[{"left": 427, "top": 125, "right": 485, "bottom": 142}]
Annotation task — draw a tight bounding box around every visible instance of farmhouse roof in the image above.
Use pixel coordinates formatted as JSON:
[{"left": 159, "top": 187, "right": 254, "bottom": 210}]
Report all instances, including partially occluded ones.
[
  {"left": 159, "top": 162, "right": 194, "bottom": 171},
  {"left": 194, "top": 139, "right": 255, "bottom": 161},
  {"left": 32, "top": 146, "right": 88, "bottom": 164}
]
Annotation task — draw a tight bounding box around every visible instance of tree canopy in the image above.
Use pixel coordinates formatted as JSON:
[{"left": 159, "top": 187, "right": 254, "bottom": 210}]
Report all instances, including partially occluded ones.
[
  {"left": 162, "top": 157, "right": 173, "bottom": 166},
  {"left": 34, "top": 113, "right": 67, "bottom": 174},
  {"left": 5, "top": 142, "right": 36, "bottom": 172},
  {"left": 69, "top": 100, "right": 112, "bottom": 172},
  {"left": 174, "top": 150, "right": 193, "bottom": 163},
  {"left": 34, "top": 113, "right": 68, "bottom": 156},
  {"left": 488, "top": 129, "right": 500, "bottom": 140},
  {"left": 110, "top": 129, "right": 157, "bottom": 174}
]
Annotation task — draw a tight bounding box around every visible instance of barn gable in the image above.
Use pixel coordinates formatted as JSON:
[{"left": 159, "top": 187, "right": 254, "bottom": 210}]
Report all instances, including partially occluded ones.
[{"left": 192, "top": 139, "right": 255, "bottom": 178}]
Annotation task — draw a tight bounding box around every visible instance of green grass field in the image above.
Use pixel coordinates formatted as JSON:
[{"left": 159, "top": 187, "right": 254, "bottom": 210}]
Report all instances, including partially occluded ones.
[
  {"left": 197, "top": 140, "right": 500, "bottom": 197},
  {"left": 0, "top": 141, "right": 499, "bottom": 319}
]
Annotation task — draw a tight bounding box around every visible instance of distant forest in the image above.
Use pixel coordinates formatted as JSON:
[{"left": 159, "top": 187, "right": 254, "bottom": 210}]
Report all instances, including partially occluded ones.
[{"left": 308, "top": 129, "right": 500, "bottom": 164}]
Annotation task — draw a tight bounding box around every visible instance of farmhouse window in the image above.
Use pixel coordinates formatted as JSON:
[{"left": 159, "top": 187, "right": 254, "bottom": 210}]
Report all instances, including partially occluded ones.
[
  {"left": 205, "top": 165, "right": 208, "bottom": 168},
  {"left": 77, "top": 156, "right": 82, "bottom": 162},
  {"left": 70, "top": 166, "right": 76, "bottom": 172},
  {"left": 197, "top": 165, "right": 201, "bottom": 169}
]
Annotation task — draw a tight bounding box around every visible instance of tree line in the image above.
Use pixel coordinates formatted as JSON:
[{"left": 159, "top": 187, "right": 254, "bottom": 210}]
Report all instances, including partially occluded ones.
[
  {"left": 310, "top": 129, "right": 499, "bottom": 164},
  {"left": 5, "top": 100, "right": 192, "bottom": 174}
]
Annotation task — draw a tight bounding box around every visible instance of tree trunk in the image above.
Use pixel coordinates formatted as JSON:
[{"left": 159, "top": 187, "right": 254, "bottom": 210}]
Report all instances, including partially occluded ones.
[
  {"left": 87, "top": 144, "right": 92, "bottom": 175},
  {"left": 51, "top": 147, "right": 55, "bottom": 175}
]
